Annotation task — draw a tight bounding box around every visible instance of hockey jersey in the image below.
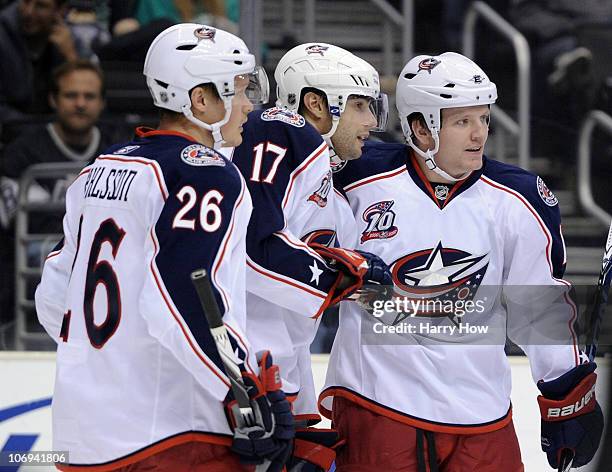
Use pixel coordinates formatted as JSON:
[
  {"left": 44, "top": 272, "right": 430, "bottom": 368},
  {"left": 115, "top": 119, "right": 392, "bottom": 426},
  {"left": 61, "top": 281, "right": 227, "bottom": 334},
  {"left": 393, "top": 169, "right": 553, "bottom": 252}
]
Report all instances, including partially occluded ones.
[
  {"left": 35, "top": 128, "right": 255, "bottom": 467},
  {"left": 231, "top": 108, "right": 342, "bottom": 419},
  {"left": 320, "top": 141, "right": 580, "bottom": 433}
]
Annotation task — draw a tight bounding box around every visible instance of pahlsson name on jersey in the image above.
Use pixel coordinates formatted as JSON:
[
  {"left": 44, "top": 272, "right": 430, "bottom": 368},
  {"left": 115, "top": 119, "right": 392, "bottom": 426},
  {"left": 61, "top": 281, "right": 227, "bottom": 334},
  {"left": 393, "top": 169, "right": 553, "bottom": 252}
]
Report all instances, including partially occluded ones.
[
  {"left": 36, "top": 127, "right": 255, "bottom": 467},
  {"left": 83, "top": 166, "right": 138, "bottom": 201}
]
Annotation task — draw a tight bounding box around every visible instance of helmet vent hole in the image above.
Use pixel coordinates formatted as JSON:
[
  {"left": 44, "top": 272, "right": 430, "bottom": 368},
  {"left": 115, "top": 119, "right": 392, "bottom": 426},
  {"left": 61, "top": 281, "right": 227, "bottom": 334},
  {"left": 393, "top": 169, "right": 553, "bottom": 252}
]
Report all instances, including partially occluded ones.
[
  {"left": 404, "top": 73, "right": 417, "bottom": 79},
  {"left": 439, "top": 94, "right": 453, "bottom": 99},
  {"left": 155, "top": 80, "right": 169, "bottom": 89},
  {"left": 444, "top": 83, "right": 455, "bottom": 88},
  {"left": 234, "top": 61, "right": 243, "bottom": 65},
  {"left": 176, "top": 45, "right": 197, "bottom": 51}
]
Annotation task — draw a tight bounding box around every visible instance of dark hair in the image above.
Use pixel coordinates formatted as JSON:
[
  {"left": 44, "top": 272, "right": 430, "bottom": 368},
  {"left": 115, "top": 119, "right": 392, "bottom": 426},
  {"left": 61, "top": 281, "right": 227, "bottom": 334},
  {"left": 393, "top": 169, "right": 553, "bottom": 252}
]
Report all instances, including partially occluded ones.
[
  {"left": 297, "top": 87, "right": 328, "bottom": 116},
  {"left": 51, "top": 60, "right": 105, "bottom": 97}
]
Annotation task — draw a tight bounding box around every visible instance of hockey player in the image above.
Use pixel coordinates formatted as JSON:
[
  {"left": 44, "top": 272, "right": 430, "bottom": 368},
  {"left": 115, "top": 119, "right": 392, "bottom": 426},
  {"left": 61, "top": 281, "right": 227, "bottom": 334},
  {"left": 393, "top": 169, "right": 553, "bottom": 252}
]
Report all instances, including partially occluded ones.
[
  {"left": 319, "top": 52, "right": 603, "bottom": 471},
  {"left": 35, "top": 24, "right": 293, "bottom": 471},
  {"left": 230, "top": 43, "right": 391, "bottom": 469}
]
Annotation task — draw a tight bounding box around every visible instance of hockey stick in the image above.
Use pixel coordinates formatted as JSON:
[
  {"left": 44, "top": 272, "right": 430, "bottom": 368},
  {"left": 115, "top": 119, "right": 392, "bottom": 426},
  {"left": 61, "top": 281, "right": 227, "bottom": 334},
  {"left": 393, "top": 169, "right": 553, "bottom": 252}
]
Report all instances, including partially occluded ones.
[
  {"left": 558, "top": 218, "right": 612, "bottom": 472},
  {"left": 191, "top": 269, "right": 270, "bottom": 472}
]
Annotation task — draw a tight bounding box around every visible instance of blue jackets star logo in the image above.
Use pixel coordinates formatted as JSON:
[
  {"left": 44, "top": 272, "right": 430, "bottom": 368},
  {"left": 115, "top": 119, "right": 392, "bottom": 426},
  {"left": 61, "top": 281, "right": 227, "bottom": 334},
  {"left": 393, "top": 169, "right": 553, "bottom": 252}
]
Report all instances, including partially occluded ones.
[{"left": 391, "top": 242, "right": 489, "bottom": 317}]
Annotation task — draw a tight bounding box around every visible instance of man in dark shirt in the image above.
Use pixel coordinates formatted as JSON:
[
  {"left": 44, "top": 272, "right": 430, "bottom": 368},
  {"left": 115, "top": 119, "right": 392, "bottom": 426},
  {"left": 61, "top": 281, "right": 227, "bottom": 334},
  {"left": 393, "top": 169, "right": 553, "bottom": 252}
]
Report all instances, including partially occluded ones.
[
  {"left": 1, "top": 59, "right": 108, "bottom": 206},
  {"left": 0, "top": 0, "right": 77, "bottom": 123},
  {"left": 0, "top": 59, "right": 107, "bottom": 328}
]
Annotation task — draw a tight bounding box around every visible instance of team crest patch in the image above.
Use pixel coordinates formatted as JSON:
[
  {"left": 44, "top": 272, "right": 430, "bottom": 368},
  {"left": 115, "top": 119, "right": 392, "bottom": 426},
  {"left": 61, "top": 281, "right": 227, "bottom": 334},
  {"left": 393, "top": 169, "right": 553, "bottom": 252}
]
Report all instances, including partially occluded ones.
[
  {"left": 261, "top": 107, "right": 305, "bottom": 127},
  {"left": 391, "top": 242, "right": 489, "bottom": 321},
  {"left": 308, "top": 170, "right": 332, "bottom": 207},
  {"left": 537, "top": 176, "right": 558, "bottom": 206},
  {"left": 361, "top": 200, "right": 399, "bottom": 243},
  {"left": 114, "top": 145, "right": 140, "bottom": 155},
  {"left": 181, "top": 144, "right": 225, "bottom": 167}
]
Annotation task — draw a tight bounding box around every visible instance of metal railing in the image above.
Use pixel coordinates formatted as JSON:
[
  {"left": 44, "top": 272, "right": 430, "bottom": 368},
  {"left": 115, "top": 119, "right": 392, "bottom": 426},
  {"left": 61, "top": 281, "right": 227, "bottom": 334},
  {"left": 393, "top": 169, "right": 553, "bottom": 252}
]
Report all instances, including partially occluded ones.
[
  {"left": 578, "top": 110, "right": 612, "bottom": 226},
  {"left": 14, "top": 162, "right": 85, "bottom": 350},
  {"left": 240, "top": 0, "right": 264, "bottom": 64},
  {"left": 463, "top": 0, "right": 531, "bottom": 170},
  {"left": 294, "top": 0, "right": 414, "bottom": 76},
  {"left": 369, "top": 0, "right": 414, "bottom": 65}
]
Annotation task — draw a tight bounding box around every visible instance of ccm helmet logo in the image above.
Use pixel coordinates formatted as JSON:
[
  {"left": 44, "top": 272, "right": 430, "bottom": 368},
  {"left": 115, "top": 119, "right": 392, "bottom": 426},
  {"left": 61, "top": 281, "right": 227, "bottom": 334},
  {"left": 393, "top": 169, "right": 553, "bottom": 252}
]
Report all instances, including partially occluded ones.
[{"left": 546, "top": 384, "right": 596, "bottom": 419}]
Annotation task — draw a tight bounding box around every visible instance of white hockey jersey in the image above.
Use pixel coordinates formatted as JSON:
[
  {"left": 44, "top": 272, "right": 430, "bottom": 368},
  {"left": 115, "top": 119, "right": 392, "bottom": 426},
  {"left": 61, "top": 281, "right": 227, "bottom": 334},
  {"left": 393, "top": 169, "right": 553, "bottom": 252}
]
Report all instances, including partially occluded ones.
[
  {"left": 320, "top": 141, "right": 581, "bottom": 434},
  {"left": 231, "top": 108, "right": 344, "bottom": 420},
  {"left": 35, "top": 128, "right": 255, "bottom": 467}
]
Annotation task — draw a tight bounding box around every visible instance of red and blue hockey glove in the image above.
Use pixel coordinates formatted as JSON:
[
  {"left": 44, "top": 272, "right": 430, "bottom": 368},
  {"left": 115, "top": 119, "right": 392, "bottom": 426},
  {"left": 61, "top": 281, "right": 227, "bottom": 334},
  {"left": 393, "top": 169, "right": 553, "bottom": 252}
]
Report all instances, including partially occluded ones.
[
  {"left": 288, "top": 427, "right": 345, "bottom": 472},
  {"left": 537, "top": 362, "right": 603, "bottom": 469},
  {"left": 225, "top": 351, "right": 295, "bottom": 471},
  {"left": 356, "top": 250, "right": 394, "bottom": 287},
  {"left": 309, "top": 243, "right": 393, "bottom": 313}
]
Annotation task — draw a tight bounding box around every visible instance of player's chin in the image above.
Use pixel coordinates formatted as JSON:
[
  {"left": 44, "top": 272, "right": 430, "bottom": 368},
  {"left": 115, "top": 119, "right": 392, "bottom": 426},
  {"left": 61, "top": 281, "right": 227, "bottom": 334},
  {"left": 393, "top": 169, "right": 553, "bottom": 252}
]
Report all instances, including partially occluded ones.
[
  {"left": 464, "top": 154, "right": 484, "bottom": 171},
  {"left": 343, "top": 148, "right": 362, "bottom": 161},
  {"left": 224, "top": 133, "right": 242, "bottom": 147},
  {"left": 350, "top": 141, "right": 365, "bottom": 159}
]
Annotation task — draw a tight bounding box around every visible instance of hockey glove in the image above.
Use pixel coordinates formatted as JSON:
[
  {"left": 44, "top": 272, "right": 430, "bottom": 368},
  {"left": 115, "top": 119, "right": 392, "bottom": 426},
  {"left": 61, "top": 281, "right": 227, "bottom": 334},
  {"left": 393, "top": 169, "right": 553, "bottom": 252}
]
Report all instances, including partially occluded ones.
[
  {"left": 226, "top": 351, "right": 295, "bottom": 471},
  {"left": 288, "top": 428, "right": 345, "bottom": 472},
  {"left": 537, "top": 362, "right": 603, "bottom": 469},
  {"left": 309, "top": 243, "right": 393, "bottom": 310}
]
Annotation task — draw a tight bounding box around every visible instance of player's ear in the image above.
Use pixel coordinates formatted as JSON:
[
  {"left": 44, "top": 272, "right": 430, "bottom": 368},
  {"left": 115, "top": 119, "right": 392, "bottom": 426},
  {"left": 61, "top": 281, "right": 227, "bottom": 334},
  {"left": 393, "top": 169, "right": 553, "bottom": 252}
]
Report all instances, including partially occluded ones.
[
  {"left": 189, "top": 86, "right": 207, "bottom": 114},
  {"left": 411, "top": 118, "right": 431, "bottom": 146},
  {"left": 302, "top": 91, "right": 327, "bottom": 119}
]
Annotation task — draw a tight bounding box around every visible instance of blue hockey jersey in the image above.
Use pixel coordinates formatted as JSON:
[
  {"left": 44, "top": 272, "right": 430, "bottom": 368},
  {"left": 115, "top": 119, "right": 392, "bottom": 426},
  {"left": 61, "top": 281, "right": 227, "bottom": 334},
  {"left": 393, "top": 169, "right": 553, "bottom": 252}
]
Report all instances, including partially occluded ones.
[
  {"left": 231, "top": 108, "right": 343, "bottom": 418},
  {"left": 36, "top": 127, "right": 254, "bottom": 466}
]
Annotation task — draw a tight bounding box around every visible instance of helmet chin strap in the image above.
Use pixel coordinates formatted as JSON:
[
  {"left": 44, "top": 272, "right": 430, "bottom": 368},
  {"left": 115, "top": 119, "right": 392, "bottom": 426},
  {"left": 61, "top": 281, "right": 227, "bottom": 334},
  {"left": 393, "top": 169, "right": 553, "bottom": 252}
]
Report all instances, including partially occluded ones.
[
  {"left": 329, "top": 146, "right": 343, "bottom": 168},
  {"left": 181, "top": 98, "right": 233, "bottom": 150},
  {"left": 408, "top": 132, "right": 470, "bottom": 183},
  {"left": 321, "top": 114, "right": 340, "bottom": 154}
]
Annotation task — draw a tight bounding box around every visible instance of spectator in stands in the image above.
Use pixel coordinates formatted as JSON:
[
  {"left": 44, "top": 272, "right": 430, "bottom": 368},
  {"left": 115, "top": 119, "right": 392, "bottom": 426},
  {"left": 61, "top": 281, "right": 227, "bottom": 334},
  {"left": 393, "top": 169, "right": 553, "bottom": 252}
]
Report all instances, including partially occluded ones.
[
  {"left": 0, "top": 0, "right": 78, "bottom": 123},
  {"left": 95, "top": 0, "right": 234, "bottom": 63},
  {"left": 1, "top": 59, "right": 108, "bottom": 195},
  {"left": 0, "top": 58, "right": 108, "bottom": 330},
  {"left": 65, "top": 0, "right": 111, "bottom": 60}
]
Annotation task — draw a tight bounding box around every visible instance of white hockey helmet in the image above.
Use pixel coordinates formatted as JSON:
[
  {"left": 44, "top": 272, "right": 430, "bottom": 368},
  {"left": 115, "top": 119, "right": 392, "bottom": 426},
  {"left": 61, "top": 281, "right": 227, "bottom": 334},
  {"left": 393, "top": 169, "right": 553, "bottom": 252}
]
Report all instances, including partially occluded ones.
[
  {"left": 274, "top": 42, "right": 388, "bottom": 142},
  {"left": 144, "top": 23, "right": 269, "bottom": 148},
  {"left": 396, "top": 52, "right": 497, "bottom": 181}
]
